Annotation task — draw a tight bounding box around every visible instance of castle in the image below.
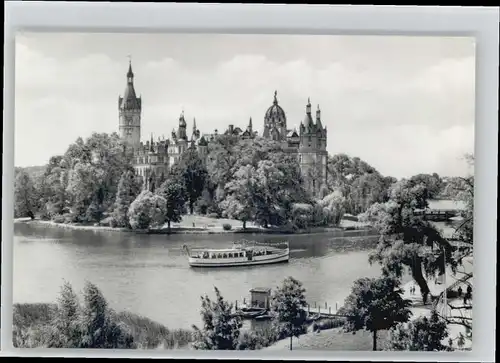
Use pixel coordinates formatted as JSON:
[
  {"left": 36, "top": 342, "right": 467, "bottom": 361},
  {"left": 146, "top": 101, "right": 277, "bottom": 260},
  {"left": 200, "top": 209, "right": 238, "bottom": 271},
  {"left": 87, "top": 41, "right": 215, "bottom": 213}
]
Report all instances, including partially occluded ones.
[{"left": 118, "top": 61, "right": 328, "bottom": 196}]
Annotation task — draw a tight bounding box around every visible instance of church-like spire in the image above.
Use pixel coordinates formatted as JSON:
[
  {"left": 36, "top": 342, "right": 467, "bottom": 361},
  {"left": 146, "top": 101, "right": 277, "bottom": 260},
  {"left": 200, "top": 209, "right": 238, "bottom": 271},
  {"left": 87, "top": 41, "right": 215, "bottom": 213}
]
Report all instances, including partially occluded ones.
[
  {"left": 306, "top": 97, "right": 311, "bottom": 114},
  {"left": 127, "top": 56, "right": 134, "bottom": 84},
  {"left": 120, "top": 57, "right": 140, "bottom": 110},
  {"left": 273, "top": 90, "right": 278, "bottom": 105},
  {"left": 193, "top": 117, "right": 197, "bottom": 133},
  {"left": 316, "top": 104, "right": 323, "bottom": 129}
]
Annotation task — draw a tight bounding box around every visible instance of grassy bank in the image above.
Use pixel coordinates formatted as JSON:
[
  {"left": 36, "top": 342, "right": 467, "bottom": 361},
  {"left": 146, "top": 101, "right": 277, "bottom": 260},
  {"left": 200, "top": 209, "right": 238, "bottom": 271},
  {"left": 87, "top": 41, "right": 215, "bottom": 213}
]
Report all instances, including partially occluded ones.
[
  {"left": 13, "top": 303, "right": 193, "bottom": 349},
  {"left": 15, "top": 215, "right": 375, "bottom": 236},
  {"left": 264, "top": 327, "right": 389, "bottom": 351}
]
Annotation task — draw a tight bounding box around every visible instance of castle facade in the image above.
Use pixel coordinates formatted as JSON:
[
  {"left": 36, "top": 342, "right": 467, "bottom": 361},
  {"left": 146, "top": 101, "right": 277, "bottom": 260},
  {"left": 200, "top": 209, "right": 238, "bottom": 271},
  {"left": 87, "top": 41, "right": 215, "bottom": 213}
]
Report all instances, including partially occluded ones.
[{"left": 118, "top": 62, "right": 328, "bottom": 196}]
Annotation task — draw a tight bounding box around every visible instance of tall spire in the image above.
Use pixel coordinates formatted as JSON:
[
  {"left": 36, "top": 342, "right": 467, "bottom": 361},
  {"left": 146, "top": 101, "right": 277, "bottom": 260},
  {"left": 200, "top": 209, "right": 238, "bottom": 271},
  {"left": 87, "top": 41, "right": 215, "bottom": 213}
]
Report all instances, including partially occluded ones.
[
  {"left": 193, "top": 117, "right": 197, "bottom": 133},
  {"left": 273, "top": 90, "right": 278, "bottom": 105},
  {"left": 306, "top": 97, "right": 311, "bottom": 114},
  {"left": 127, "top": 55, "right": 134, "bottom": 84}
]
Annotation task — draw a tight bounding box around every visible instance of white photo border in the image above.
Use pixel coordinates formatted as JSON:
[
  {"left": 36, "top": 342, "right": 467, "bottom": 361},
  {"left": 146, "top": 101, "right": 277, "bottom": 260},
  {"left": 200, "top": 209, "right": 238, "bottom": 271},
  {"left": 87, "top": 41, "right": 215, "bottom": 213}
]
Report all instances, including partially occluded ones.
[{"left": 2, "top": 2, "right": 498, "bottom": 361}]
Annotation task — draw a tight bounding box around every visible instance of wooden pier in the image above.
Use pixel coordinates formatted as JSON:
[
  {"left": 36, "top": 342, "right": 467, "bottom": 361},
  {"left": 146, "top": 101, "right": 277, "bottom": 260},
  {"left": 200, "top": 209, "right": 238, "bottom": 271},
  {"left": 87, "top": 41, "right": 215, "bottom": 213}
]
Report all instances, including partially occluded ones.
[{"left": 233, "top": 297, "right": 344, "bottom": 320}]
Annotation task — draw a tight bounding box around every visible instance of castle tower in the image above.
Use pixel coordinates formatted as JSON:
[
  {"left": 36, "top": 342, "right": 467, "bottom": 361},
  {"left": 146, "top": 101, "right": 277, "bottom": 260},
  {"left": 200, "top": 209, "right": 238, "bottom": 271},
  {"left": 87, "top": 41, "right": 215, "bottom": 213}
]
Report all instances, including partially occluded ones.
[
  {"left": 299, "top": 98, "right": 327, "bottom": 197},
  {"left": 118, "top": 60, "right": 142, "bottom": 148}
]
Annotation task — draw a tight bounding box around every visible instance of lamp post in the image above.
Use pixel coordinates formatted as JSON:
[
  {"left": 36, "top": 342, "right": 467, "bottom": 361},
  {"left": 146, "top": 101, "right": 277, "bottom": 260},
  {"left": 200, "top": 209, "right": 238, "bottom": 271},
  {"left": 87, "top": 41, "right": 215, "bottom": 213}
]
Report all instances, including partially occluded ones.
[{"left": 441, "top": 245, "right": 447, "bottom": 318}]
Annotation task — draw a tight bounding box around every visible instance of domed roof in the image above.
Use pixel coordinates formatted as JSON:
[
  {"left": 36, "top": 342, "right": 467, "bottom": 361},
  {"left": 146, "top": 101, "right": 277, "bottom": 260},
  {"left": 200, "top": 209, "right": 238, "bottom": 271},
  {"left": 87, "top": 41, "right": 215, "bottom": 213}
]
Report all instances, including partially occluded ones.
[{"left": 264, "top": 91, "right": 286, "bottom": 126}]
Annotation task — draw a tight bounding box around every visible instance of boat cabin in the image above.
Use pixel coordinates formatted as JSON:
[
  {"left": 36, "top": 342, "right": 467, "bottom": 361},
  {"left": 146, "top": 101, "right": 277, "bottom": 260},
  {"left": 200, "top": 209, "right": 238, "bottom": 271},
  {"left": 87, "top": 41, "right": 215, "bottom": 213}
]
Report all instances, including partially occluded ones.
[
  {"left": 191, "top": 247, "right": 274, "bottom": 260},
  {"left": 249, "top": 287, "right": 271, "bottom": 309}
]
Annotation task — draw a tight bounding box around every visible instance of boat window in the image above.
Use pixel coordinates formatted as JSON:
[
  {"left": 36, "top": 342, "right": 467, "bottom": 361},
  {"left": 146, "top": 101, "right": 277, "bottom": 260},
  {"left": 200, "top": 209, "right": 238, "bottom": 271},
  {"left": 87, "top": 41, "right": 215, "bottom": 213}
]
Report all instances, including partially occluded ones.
[
  {"left": 217, "top": 254, "right": 222, "bottom": 258},
  {"left": 211, "top": 254, "right": 216, "bottom": 259},
  {"left": 228, "top": 253, "right": 233, "bottom": 258},
  {"left": 223, "top": 253, "right": 227, "bottom": 258}
]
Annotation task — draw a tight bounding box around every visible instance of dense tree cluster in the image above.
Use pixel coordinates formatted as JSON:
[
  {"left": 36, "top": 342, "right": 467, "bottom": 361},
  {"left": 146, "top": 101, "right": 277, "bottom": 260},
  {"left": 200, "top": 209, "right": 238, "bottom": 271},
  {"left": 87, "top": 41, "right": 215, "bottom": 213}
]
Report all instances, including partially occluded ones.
[{"left": 15, "top": 132, "right": 454, "bottom": 233}]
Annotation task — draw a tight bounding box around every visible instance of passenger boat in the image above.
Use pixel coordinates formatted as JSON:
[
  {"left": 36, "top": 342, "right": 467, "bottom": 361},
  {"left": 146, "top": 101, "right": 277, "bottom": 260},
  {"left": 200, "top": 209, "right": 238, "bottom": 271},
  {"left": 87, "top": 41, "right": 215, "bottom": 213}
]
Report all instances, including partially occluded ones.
[{"left": 182, "top": 239, "right": 290, "bottom": 268}]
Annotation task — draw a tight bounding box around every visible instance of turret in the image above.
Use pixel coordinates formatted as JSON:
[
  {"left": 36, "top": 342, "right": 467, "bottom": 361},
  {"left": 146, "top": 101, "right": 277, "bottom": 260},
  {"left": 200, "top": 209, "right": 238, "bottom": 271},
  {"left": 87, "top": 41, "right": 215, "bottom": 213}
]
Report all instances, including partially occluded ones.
[{"left": 177, "top": 111, "right": 187, "bottom": 140}]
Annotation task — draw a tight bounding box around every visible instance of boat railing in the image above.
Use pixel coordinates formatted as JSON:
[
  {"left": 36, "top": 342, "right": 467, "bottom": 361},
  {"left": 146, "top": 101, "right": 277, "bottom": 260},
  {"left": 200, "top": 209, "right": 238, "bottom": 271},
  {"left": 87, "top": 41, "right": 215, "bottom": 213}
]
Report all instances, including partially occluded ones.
[{"left": 233, "top": 239, "right": 289, "bottom": 249}]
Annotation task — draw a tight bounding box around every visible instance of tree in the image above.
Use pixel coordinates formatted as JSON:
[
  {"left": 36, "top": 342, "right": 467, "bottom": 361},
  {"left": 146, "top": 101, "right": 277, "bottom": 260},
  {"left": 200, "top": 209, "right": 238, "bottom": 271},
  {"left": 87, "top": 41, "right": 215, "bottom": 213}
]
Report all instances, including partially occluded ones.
[
  {"left": 435, "top": 154, "right": 474, "bottom": 340},
  {"left": 326, "top": 153, "right": 394, "bottom": 215},
  {"left": 317, "top": 189, "right": 346, "bottom": 226},
  {"left": 46, "top": 281, "right": 82, "bottom": 348},
  {"left": 409, "top": 173, "right": 444, "bottom": 200},
  {"left": 270, "top": 277, "right": 308, "bottom": 351},
  {"left": 171, "top": 149, "right": 208, "bottom": 214},
  {"left": 112, "top": 170, "right": 143, "bottom": 228},
  {"left": 78, "top": 281, "right": 135, "bottom": 349},
  {"left": 156, "top": 181, "right": 185, "bottom": 233},
  {"left": 385, "top": 310, "right": 451, "bottom": 351},
  {"left": 44, "top": 281, "right": 135, "bottom": 349},
  {"left": 342, "top": 276, "right": 412, "bottom": 351},
  {"left": 14, "top": 170, "right": 37, "bottom": 218},
  {"left": 220, "top": 164, "right": 258, "bottom": 229},
  {"left": 37, "top": 156, "right": 69, "bottom": 219},
  {"left": 127, "top": 190, "right": 167, "bottom": 230},
  {"left": 192, "top": 286, "right": 242, "bottom": 350},
  {"left": 51, "top": 132, "right": 134, "bottom": 224},
  {"left": 361, "top": 180, "right": 458, "bottom": 303}
]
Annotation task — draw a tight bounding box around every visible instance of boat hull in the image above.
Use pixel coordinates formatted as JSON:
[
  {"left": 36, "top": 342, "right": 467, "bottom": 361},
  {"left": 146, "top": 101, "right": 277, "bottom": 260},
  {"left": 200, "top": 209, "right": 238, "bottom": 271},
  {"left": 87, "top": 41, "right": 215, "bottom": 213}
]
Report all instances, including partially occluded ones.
[{"left": 188, "top": 251, "right": 289, "bottom": 268}]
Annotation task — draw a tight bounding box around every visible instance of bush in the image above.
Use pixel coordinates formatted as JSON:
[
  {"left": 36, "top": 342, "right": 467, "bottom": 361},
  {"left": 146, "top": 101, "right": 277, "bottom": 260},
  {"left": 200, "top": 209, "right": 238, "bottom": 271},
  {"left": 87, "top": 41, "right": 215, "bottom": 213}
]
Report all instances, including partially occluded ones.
[
  {"left": 109, "top": 217, "right": 118, "bottom": 228},
  {"left": 53, "top": 215, "right": 65, "bottom": 224},
  {"left": 222, "top": 223, "right": 232, "bottom": 231},
  {"left": 116, "top": 311, "right": 193, "bottom": 349},
  {"left": 63, "top": 213, "right": 74, "bottom": 224},
  {"left": 238, "top": 327, "right": 277, "bottom": 350}
]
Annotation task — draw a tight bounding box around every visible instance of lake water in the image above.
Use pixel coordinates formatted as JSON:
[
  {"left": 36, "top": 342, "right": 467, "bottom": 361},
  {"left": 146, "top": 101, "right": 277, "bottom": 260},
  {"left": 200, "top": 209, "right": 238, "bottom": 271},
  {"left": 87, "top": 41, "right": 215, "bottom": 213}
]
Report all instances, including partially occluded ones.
[{"left": 13, "top": 223, "right": 410, "bottom": 330}]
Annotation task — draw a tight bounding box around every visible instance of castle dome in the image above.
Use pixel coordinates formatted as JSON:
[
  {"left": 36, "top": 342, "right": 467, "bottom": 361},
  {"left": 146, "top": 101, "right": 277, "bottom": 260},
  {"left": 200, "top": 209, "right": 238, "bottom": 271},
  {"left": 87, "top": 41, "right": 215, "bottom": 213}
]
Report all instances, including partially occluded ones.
[{"left": 264, "top": 90, "right": 286, "bottom": 127}]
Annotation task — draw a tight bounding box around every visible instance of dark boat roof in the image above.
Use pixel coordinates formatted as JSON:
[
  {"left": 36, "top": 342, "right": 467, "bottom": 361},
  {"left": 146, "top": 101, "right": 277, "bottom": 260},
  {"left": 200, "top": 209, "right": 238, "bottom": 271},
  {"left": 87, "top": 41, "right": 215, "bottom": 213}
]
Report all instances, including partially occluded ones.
[{"left": 250, "top": 287, "right": 272, "bottom": 293}]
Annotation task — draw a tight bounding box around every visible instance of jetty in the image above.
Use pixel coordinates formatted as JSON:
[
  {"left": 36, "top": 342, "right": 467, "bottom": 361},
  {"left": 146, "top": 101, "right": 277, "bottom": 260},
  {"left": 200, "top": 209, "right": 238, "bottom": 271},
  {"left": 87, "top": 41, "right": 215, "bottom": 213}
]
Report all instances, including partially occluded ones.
[{"left": 233, "top": 287, "right": 345, "bottom": 321}]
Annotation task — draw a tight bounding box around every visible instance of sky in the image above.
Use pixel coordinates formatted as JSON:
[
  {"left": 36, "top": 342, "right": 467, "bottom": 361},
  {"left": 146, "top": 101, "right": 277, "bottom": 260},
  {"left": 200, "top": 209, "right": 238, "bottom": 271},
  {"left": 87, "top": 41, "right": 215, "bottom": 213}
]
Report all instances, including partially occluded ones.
[{"left": 14, "top": 32, "right": 475, "bottom": 178}]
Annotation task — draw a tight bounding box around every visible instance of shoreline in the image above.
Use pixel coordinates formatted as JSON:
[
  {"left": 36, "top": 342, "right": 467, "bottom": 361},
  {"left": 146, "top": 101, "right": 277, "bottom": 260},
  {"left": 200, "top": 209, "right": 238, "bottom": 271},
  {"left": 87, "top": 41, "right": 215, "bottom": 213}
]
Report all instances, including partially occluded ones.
[
  {"left": 14, "top": 217, "right": 377, "bottom": 237},
  {"left": 264, "top": 267, "right": 474, "bottom": 351}
]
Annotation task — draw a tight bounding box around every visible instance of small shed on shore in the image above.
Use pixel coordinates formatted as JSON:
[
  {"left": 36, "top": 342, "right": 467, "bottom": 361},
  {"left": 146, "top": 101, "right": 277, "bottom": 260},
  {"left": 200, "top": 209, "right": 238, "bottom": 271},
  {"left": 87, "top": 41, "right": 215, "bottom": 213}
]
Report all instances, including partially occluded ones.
[{"left": 249, "top": 287, "right": 272, "bottom": 309}]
